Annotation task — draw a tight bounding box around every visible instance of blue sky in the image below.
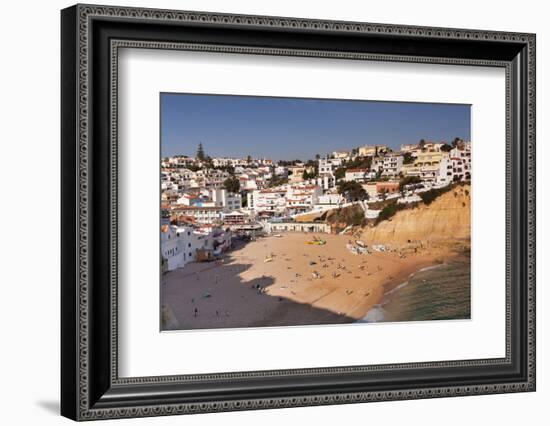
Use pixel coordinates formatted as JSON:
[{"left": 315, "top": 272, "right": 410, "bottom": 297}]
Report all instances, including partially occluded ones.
[{"left": 161, "top": 93, "right": 471, "bottom": 161}]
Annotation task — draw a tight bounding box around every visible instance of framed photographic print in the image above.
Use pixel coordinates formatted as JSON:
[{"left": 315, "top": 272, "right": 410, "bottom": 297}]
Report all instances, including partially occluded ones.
[{"left": 61, "top": 4, "right": 536, "bottom": 421}]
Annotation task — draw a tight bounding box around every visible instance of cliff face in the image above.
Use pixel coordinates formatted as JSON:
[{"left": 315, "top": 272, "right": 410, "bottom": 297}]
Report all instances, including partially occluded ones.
[{"left": 360, "top": 185, "right": 470, "bottom": 246}]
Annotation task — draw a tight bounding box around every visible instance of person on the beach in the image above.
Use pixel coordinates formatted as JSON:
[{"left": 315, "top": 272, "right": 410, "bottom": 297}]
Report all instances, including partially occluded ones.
[{"left": 194, "top": 307, "right": 198, "bottom": 317}]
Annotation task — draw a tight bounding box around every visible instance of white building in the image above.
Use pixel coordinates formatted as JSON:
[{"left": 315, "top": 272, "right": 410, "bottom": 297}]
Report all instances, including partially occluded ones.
[
  {"left": 344, "top": 168, "right": 369, "bottom": 182},
  {"left": 449, "top": 143, "right": 472, "bottom": 181},
  {"left": 316, "top": 193, "right": 344, "bottom": 207},
  {"left": 372, "top": 153, "right": 404, "bottom": 176},
  {"left": 208, "top": 188, "right": 242, "bottom": 211},
  {"left": 161, "top": 224, "right": 233, "bottom": 271},
  {"left": 176, "top": 192, "right": 211, "bottom": 206},
  {"left": 161, "top": 224, "right": 205, "bottom": 271},
  {"left": 315, "top": 174, "right": 336, "bottom": 190},
  {"left": 422, "top": 141, "right": 446, "bottom": 152},
  {"left": 285, "top": 184, "right": 323, "bottom": 214},
  {"left": 318, "top": 157, "right": 342, "bottom": 175},
  {"left": 171, "top": 205, "right": 224, "bottom": 224},
  {"left": 247, "top": 188, "right": 287, "bottom": 216},
  {"left": 332, "top": 150, "right": 351, "bottom": 160},
  {"left": 358, "top": 145, "right": 389, "bottom": 157},
  {"left": 274, "top": 165, "right": 288, "bottom": 176},
  {"left": 264, "top": 221, "right": 331, "bottom": 234},
  {"left": 195, "top": 225, "right": 233, "bottom": 256},
  {"left": 194, "top": 169, "right": 230, "bottom": 189},
  {"left": 164, "top": 155, "right": 195, "bottom": 169},
  {"left": 238, "top": 174, "right": 258, "bottom": 191},
  {"left": 402, "top": 151, "right": 451, "bottom": 185},
  {"left": 222, "top": 210, "right": 248, "bottom": 225}
]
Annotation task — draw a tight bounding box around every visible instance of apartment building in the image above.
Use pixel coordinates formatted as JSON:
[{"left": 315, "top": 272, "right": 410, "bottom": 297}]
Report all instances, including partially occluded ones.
[
  {"left": 449, "top": 143, "right": 472, "bottom": 181},
  {"left": 372, "top": 153, "right": 404, "bottom": 176},
  {"left": 247, "top": 188, "right": 287, "bottom": 216},
  {"left": 285, "top": 185, "right": 323, "bottom": 214}
]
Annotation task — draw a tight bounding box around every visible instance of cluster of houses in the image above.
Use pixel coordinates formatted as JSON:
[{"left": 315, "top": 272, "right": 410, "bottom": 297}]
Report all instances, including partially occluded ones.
[
  {"left": 161, "top": 141, "right": 471, "bottom": 271},
  {"left": 335, "top": 141, "right": 471, "bottom": 186}
]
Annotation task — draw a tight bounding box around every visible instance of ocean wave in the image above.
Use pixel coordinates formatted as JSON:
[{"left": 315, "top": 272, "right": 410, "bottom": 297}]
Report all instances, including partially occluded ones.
[
  {"left": 359, "top": 305, "right": 386, "bottom": 323},
  {"left": 358, "top": 262, "right": 447, "bottom": 324}
]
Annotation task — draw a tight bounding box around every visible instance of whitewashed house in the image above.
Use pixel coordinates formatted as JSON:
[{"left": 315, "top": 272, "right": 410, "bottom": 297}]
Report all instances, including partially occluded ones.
[
  {"left": 344, "top": 168, "right": 369, "bottom": 182},
  {"left": 316, "top": 193, "right": 344, "bottom": 207},
  {"left": 161, "top": 224, "right": 204, "bottom": 271}
]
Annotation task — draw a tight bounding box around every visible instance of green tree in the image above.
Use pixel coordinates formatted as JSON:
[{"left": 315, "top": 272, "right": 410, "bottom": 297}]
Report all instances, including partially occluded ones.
[
  {"left": 402, "top": 152, "right": 415, "bottom": 164},
  {"left": 399, "top": 175, "right": 422, "bottom": 190},
  {"left": 375, "top": 200, "right": 408, "bottom": 225},
  {"left": 334, "top": 167, "right": 346, "bottom": 181},
  {"left": 337, "top": 181, "right": 367, "bottom": 201},
  {"left": 223, "top": 177, "right": 240, "bottom": 194},
  {"left": 196, "top": 142, "right": 205, "bottom": 161},
  {"left": 246, "top": 155, "right": 252, "bottom": 164},
  {"left": 204, "top": 155, "right": 214, "bottom": 168},
  {"left": 419, "top": 139, "right": 426, "bottom": 150},
  {"left": 440, "top": 143, "right": 453, "bottom": 152}
]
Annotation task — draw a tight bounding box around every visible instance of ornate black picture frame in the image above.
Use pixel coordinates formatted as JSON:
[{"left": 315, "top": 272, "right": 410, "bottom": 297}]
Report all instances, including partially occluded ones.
[{"left": 61, "top": 4, "right": 536, "bottom": 421}]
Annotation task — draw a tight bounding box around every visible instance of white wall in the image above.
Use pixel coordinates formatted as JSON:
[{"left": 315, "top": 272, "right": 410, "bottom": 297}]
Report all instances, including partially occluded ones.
[{"left": 0, "top": 0, "right": 547, "bottom": 425}]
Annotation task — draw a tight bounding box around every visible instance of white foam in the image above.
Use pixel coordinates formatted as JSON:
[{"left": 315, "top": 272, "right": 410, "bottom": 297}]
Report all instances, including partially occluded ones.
[{"left": 360, "top": 305, "right": 386, "bottom": 323}]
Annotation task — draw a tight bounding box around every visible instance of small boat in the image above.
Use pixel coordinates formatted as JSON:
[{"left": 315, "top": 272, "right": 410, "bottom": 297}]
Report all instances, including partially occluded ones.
[{"left": 306, "top": 237, "right": 326, "bottom": 245}]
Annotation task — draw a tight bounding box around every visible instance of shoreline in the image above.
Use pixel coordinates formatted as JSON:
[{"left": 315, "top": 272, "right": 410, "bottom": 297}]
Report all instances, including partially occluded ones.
[
  {"left": 162, "top": 232, "right": 469, "bottom": 330},
  {"left": 361, "top": 256, "right": 471, "bottom": 323}
]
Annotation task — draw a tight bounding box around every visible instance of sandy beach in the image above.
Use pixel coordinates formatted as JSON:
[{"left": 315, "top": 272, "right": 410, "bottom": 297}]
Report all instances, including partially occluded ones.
[{"left": 161, "top": 233, "right": 464, "bottom": 330}]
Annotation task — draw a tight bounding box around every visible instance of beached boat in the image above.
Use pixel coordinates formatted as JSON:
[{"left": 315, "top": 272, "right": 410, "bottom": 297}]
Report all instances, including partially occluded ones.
[{"left": 306, "top": 236, "right": 326, "bottom": 245}]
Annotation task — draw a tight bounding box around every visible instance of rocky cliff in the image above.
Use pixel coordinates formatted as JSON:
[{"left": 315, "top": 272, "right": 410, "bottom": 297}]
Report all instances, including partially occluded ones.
[{"left": 360, "top": 185, "right": 471, "bottom": 246}]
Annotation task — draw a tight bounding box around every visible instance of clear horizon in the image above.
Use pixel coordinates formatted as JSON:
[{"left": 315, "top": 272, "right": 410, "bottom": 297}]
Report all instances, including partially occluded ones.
[{"left": 161, "top": 93, "right": 471, "bottom": 161}]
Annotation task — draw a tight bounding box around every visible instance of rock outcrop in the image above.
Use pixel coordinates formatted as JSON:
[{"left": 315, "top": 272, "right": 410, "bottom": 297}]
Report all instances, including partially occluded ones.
[{"left": 360, "top": 185, "right": 471, "bottom": 246}]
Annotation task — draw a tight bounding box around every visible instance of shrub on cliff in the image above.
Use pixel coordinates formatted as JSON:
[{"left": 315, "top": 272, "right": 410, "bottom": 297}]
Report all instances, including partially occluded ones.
[
  {"left": 418, "top": 184, "right": 455, "bottom": 205},
  {"left": 327, "top": 204, "right": 366, "bottom": 227},
  {"left": 375, "top": 200, "right": 409, "bottom": 225}
]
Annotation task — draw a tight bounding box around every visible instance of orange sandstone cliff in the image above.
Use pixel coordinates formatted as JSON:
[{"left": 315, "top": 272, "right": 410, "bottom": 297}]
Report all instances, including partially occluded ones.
[{"left": 360, "top": 185, "right": 471, "bottom": 246}]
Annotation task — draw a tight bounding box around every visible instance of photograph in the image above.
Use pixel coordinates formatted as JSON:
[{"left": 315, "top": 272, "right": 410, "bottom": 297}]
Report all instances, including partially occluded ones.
[
  {"left": 160, "top": 93, "right": 472, "bottom": 331},
  {"left": 56, "top": 3, "right": 536, "bottom": 421}
]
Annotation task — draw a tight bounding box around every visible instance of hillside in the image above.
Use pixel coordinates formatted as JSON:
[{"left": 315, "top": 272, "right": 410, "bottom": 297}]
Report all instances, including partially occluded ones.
[{"left": 360, "top": 185, "right": 471, "bottom": 246}]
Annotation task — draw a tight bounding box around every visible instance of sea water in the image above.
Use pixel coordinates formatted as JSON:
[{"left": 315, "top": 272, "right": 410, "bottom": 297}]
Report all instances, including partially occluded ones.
[{"left": 360, "top": 260, "right": 471, "bottom": 323}]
